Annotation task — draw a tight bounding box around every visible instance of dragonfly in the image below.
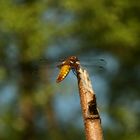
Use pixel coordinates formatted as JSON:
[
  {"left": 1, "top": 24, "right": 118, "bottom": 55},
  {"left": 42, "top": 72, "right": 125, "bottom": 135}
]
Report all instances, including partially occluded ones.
[
  {"left": 36, "top": 55, "right": 106, "bottom": 83},
  {"left": 56, "top": 56, "right": 80, "bottom": 83}
]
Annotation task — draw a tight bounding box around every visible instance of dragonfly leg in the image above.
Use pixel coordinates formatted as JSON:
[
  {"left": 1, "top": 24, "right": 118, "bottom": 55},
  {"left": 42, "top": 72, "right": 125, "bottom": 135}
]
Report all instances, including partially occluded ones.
[{"left": 72, "top": 68, "right": 77, "bottom": 76}]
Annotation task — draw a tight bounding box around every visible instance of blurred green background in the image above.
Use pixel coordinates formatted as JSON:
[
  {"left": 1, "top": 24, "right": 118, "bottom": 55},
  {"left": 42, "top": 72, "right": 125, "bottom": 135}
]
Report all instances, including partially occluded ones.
[{"left": 0, "top": 0, "right": 140, "bottom": 140}]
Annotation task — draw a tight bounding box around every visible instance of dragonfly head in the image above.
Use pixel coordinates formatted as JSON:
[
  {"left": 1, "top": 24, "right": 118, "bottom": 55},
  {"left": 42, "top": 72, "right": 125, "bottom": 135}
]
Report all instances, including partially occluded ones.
[
  {"left": 57, "top": 56, "right": 80, "bottom": 70},
  {"left": 69, "top": 56, "right": 80, "bottom": 69}
]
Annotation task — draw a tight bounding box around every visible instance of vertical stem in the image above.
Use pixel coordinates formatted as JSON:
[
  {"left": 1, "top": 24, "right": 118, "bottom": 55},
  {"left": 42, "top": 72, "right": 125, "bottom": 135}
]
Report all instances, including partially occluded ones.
[{"left": 77, "top": 67, "right": 103, "bottom": 140}]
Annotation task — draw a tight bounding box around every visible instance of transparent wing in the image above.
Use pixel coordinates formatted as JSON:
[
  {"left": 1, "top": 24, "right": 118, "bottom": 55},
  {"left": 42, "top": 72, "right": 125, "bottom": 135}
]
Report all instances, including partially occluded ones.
[
  {"left": 38, "top": 56, "right": 106, "bottom": 68},
  {"left": 33, "top": 56, "right": 107, "bottom": 79},
  {"left": 81, "top": 58, "right": 106, "bottom": 67}
]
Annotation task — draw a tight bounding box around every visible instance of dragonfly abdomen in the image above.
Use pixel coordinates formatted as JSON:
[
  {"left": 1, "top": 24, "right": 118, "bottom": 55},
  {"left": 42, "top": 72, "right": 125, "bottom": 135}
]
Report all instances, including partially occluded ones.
[{"left": 56, "top": 65, "right": 71, "bottom": 83}]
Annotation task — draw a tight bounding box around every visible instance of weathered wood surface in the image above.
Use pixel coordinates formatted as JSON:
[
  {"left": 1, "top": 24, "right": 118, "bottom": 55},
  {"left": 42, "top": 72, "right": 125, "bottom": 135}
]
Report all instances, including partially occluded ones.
[
  {"left": 77, "top": 67, "right": 103, "bottom": 140},
  {"left": 56, "top": 56, "right": 103, "bottom": 140}
]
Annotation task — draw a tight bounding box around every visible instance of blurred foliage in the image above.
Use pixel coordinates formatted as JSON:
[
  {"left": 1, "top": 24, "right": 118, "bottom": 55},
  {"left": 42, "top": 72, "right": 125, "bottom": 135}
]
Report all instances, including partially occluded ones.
[
  {"left": 60, "top": 0, "right": 140, "bottom": 60},
  {"left": 0, "top": 0, "right": 140, "bottom": 140}
]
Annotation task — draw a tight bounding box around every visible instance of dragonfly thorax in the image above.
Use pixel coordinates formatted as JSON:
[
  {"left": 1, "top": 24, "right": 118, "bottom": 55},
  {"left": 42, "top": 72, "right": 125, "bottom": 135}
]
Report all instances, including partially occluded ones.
[
  {"left": 57, "top": 56, "right": 80, "bottom": 70},
  {"left": 56, "top": 56, "right": 80, "bottom": 83}
]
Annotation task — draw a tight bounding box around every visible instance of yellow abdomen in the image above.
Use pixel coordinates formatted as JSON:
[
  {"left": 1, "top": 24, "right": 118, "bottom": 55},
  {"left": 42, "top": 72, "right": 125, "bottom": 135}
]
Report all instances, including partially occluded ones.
[{"left": 56, "top": 65, "right": 71, "bottom": 83}]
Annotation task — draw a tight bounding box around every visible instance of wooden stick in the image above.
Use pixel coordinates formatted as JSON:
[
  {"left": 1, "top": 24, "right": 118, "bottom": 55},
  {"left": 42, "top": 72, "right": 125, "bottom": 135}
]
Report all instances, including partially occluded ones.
[
  {"left": 56, "top": 56, "right": 103, "bottom": 140},
  {"left": 76, "top": 66, "right": 103, "bottom": 140}
]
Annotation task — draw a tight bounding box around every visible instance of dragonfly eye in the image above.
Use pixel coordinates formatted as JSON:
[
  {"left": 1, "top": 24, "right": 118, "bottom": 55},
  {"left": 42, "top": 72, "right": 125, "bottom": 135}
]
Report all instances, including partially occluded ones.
[
  {"left": 62, "top": 61, "right": 66, "bottom": 65},
  {"left": 70, "top": 60, "right": 74, "bottom": 64},
  {"left": 73, "top": 56, "right": 77, "bottom": 60},
  {"left": 76, "top": 61, "right": 80, "bottom": 65}
]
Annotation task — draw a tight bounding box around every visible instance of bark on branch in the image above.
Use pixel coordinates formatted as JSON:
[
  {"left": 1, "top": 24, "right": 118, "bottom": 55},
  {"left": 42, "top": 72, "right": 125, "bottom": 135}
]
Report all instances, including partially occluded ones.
[
  {"left": 56, "top": 56, "right": 103, "bottom": 140},
  {"left": 76, "top": 67, "right": 103, "bottom": 140}
]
